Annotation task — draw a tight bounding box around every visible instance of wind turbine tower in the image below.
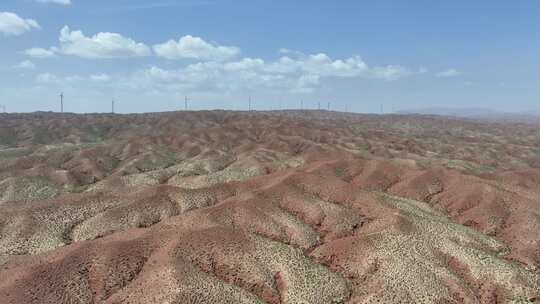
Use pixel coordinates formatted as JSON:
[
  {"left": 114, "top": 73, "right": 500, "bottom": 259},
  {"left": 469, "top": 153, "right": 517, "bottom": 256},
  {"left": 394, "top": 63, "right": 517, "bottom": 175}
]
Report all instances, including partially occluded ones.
[{"left": 60, "top": 92, "right": 64, "bottom": 113}]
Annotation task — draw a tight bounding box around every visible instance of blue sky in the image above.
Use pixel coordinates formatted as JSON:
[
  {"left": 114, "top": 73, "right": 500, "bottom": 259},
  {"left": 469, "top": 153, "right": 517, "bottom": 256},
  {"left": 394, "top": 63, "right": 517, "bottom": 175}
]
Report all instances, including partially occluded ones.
[{"left": 1, "top": 0, "right": 539, "bottom": 113}]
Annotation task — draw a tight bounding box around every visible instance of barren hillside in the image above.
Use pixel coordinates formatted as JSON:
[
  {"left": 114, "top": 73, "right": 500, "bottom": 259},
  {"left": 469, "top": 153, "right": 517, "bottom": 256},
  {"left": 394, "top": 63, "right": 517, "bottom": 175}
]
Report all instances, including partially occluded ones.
[{"left": 0, "top": 110, "right": 538, "bottom": 304}]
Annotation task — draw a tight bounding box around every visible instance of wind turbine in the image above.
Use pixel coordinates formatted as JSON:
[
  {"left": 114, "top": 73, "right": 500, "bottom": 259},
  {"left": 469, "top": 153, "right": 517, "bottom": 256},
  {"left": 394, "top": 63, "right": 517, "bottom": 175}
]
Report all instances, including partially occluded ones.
[{"left": 60, "top": 92, "right": 64, "bottom": 113}]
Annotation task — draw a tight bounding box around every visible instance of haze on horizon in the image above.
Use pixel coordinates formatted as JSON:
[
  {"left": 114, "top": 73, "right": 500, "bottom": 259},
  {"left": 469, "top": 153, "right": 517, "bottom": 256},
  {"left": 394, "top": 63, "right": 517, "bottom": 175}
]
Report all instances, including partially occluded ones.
[{"left": 1, "top": 0, "right": 539, "bottom": 114}]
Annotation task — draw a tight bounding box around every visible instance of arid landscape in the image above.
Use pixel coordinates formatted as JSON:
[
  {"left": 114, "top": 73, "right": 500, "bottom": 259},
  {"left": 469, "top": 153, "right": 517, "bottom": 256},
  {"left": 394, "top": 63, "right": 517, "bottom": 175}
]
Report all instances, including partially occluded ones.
[{"left": 0, "top": 110, "right": 538, "bottom": 303}]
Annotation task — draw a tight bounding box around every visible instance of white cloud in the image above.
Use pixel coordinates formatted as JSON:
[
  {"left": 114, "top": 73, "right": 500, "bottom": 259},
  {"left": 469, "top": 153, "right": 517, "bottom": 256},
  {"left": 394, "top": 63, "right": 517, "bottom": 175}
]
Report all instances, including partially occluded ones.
[
  {"left": 0, "top": 12, "right": 40, "bottom": 36},
  {"left": 57, "top": 26, "right": 151, "bottom": 58},
  {"left": 436, "top": 69, "right": 462, "bottom": 78},
  {"left": 29, "top": 47, "right": 419, "bottom": 100},
  {"left": 264, "top": 53, "right": 414, "bottom": 81},
  {"left": 23, "top": 26, "right": 151, "bottom": 59},
  {"left": 224, "top": 58, "right": 265, "bottom": 71},
  {"left": 23, "top": 47, "right": 56, "bottom": 58},
  {"left": 278, "top": 48, "right": 292, "bottom": 54},
  {"left": 14, "top": 60, "right": 36, "bottom": 69},
  {"left": 294, "top": 74, "right": 320, "bottom": 93},
  {"left": 153, "top": 35, "right": 240, "bottom": 61},
  {"left": 118, "top": 52, "right": 418, "bottom": 95},
  {"left": 36, "top": 0, "right": 71, "bottom": 5},
  {"left": 372, "top": 65, "right": 415, "bottom": 81},
  {"left": 300, "top": 53, "right": 369, "bottom": 77},
  {"left": 36, "top": 73, "right": 59, "bottom": 83},
  {"left": 35, "top": 73, "right": 89, "bottom": 84},
  {"left": 90, "top": 74, "right": 111, "bottom": 82},
  {"left": 278, "top": 48, "right": 305, "bottom": 57}
]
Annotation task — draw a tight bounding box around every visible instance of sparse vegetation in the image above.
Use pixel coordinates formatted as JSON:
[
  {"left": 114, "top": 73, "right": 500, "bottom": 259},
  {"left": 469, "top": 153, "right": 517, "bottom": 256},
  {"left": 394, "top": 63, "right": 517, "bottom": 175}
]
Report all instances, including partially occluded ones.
[{"left": 0, "top": 110, "right": 539, "bottom": 303}]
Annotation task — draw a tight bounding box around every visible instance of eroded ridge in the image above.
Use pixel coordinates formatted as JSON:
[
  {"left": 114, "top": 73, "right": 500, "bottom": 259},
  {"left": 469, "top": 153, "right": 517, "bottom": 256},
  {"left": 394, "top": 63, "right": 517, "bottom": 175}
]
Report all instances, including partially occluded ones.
[{"left": 0, "top": 111, "right": 539, "bottom": 303}]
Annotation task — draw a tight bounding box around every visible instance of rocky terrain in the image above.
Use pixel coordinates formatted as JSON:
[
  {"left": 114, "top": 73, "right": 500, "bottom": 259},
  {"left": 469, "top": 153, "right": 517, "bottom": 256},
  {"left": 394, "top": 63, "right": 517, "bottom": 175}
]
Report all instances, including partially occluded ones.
[{"left": 0, "top": 110, "right": 539, "bottom": 303}]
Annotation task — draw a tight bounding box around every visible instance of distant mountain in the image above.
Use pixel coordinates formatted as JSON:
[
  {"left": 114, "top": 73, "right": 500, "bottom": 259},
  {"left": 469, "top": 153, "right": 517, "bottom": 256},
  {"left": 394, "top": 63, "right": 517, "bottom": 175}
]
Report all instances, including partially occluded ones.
[
  {"left": 399, "top": 107, "right": 540, "bottom": 124},
  {"left": 397, "top": 107, "right": 499, "bottom": 118}
]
